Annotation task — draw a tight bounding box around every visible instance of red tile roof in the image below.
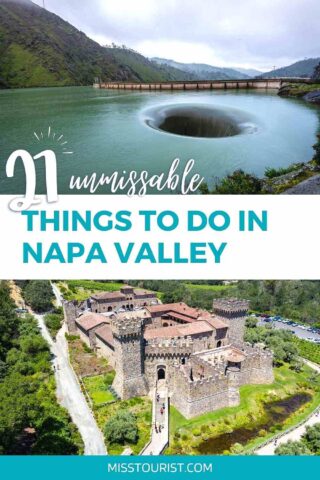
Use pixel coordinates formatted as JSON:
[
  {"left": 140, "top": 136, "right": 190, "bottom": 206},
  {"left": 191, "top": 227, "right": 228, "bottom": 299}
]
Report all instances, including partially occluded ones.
[
  {"left": 95, "top": 325, "right": 114, "bottom": 347},
  {"left": 144, "top": 321, "right": 213, "bottom": 340},
  {"left": 144, "top": 326, "right": 180, "bottom": 340},
  {"left": 147, "top": 303, "right": 207, "bottom": 320},
  {"left": 76, "top": 313, "right": 108, "bottom": 331},
  {"left": 226, "top": 347, "right": 246, "bottom": 363},
  {"left": 203, "top": 317, "right": 228, "bottom": 330}
]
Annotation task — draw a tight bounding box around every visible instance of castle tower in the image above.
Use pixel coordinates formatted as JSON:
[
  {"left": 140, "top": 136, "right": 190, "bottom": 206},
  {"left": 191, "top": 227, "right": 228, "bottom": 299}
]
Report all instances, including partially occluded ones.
[
  {"left": 213, "top": 298, "right": 249, "bottom": 347},
  {"left": 111, "top": 317, "right": 148, "bottom": 399},
  {"left": 63, "top": 300, "right": 79, "bottom": 333}
]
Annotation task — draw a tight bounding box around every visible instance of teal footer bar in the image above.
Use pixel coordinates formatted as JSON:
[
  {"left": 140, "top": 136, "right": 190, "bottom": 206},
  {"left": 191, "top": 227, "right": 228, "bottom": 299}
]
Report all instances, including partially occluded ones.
[{"left": 0, "top": 456, "right": 320, "bottom": 480}]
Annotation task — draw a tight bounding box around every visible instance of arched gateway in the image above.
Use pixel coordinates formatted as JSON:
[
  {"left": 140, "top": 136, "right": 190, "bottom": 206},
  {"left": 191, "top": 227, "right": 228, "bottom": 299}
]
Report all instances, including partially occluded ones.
[{"left": 157, "top": 366, "right": 166, "bottom": 381}]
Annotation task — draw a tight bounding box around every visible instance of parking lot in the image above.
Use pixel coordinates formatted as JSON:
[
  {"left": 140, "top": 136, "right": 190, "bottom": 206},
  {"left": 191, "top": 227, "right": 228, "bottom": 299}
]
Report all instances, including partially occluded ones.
[{"left": 257, "top": 316, "right": 320, "bottom": 343}]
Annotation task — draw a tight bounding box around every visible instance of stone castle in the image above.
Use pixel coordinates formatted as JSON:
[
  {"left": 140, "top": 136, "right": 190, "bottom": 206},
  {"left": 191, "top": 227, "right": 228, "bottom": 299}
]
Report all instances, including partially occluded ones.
[{"left": 64, "top": 287, "right": 274, "bottom": 418}]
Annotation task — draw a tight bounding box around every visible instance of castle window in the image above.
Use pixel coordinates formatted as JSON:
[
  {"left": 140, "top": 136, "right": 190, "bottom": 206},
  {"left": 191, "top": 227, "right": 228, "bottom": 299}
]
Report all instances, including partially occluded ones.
[{"left": 217, "top": 340, "right": 222, "bottom": 348}]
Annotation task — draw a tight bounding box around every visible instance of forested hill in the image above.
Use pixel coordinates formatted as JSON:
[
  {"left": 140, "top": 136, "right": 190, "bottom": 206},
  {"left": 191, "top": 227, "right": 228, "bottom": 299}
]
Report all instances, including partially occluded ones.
[
  {"left": 260, "top": 58, "right": 320, "bottom": 79},
  {"left": 0, "top": 0, "right": 192, "bottom": 88}
]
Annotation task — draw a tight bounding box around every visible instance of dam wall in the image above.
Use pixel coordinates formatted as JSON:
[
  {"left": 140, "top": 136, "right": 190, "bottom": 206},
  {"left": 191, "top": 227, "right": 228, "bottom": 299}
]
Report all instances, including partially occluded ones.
[{"left": 95, "top": 78, "right": 310, "bottom": 91}]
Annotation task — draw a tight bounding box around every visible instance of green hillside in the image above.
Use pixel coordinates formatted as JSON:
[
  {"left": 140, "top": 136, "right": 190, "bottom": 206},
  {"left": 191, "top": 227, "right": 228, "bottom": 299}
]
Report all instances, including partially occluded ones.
[
  {"left": 0, "top": 0, "right": 191, "bottom": 88},
  {"left": 105, "top": 47, "right": 196, "bottom": 82},
  {"left": 260, "top": 58, "right": 320, "bottom": 79}
]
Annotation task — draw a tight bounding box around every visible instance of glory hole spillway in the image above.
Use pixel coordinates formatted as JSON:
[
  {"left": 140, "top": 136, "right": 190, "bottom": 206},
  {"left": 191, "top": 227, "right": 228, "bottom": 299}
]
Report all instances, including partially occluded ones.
[
  {"left": 0, "top": 86, "right": 319, "bottom": 194},
  {"left": 144, "top": 104, "right": 258, "bottom": 138}
]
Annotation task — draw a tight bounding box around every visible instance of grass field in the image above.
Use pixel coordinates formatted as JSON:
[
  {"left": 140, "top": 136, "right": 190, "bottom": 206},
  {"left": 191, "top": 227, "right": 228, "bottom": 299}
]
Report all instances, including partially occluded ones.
[
  {"left": 83, "top": 373, "right": 116, "bottom": 406},
  {"left": 166, "top": 364, "right": 320, "bottom": 455}
]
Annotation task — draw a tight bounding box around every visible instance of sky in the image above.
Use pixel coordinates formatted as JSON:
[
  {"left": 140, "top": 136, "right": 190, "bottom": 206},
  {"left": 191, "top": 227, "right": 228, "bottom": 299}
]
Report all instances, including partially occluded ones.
[{"left": 31, "top": 0, "right": 320, "bottom": 71}]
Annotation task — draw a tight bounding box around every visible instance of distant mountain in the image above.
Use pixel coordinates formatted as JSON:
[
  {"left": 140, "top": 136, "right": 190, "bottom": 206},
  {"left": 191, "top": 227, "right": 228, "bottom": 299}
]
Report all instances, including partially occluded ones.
[
  {"left": 0, "top": 0, "right": 192, "bottom": 88},
  {"left": 234, "top": 67, "right": 263, "bottom": 77},
  {"left": 260, "top": 58, "right": 320, "bottom": 79},
  {"left": 151, "top": 57, "right": 254, "bottom": 80}
]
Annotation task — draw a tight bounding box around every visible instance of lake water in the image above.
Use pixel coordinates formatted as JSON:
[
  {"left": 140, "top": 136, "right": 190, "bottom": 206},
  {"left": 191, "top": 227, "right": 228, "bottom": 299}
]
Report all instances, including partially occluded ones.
[{"left": 0, "top": 86, "right": 319, "bottom": 194}]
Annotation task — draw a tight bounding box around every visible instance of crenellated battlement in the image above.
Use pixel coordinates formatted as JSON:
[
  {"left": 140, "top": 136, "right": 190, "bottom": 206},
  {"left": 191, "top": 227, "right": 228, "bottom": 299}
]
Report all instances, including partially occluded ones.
[
  {"left": 111, "top": 316, "right": 143, "bottom": 338},
  {"left": 244, "top": 342, "right": 273, "bottom": 359},
  {"left": 145, "top": 338, "right": 193, "bottom": 358},
  {"left": 213, "top": 298, "right": 249, "bottom": 318}
]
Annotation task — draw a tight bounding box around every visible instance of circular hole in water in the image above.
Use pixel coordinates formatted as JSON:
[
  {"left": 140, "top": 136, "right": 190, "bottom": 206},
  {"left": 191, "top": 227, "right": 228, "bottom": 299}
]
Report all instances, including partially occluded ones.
[{"left": 144, "top": 104, "right": 258, "bottom": 138}]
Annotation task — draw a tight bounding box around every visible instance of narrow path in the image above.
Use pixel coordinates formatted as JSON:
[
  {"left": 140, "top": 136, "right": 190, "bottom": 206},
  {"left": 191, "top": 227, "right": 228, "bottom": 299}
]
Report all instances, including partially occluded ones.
[
  {"left": 256, "top": 359, "right": 320, "bottom": 455},
  {"left": 51, "top": 281, "right": 63, "bottom": 307},
  {"left": 33, "top": 282, "right": 107, "bottom": 455},
  {"left": 35, "top": 315, "right": 107, "bottom": 455},
  {"left": 141, "top": 384, "right": 169, "bottom": 455}
]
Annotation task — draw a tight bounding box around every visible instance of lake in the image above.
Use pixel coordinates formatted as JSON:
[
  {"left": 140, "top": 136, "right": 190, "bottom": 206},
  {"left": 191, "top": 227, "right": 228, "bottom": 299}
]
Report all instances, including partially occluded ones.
[{"left": 0, "top": 86, "right": 319, "bottom": 194}]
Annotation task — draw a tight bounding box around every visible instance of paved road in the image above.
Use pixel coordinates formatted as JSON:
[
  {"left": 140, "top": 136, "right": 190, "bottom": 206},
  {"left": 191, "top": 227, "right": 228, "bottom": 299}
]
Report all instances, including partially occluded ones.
[
  {"left": 34, "top": 283, "right": 107, "bottom": 455},
  {"left": 51, "top": 282, "right": 63, "bottom": 307},
  {"left": 35, "top": 315, "right": 107, "bottom": 455},
  {"left": 256, "top": 359, "right": 320, "bottom": 455},
  {"left": 258, "top": 318, "right": 320, "bottom": 342}
]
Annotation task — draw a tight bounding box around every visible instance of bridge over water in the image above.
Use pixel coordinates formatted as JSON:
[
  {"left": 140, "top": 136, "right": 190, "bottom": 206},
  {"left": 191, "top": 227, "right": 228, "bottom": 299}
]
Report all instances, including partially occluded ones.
[{"left": 95, "top": 78, "right": 310, "bottom": 91}]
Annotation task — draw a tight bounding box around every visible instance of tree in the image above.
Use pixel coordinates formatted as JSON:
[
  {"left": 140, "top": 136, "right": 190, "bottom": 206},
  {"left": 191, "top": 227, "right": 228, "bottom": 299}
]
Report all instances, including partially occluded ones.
[
  {"left": 246, "top": 317, "right": 258, "bottom": 329},
  {"left": 302, "top": 423, "right": 320, "bottom": 454},
  {"left": 275, "top": 440, "right": 312, "bottom": 455},
  {"left": 214, "top": 170, "right": 262, "bottom": 194},
  {"left": 24, "top": 281, "right": 54, "bottom": 312},
  {"left": 104, "top": 411, "right": 138, "bottom": 445}
]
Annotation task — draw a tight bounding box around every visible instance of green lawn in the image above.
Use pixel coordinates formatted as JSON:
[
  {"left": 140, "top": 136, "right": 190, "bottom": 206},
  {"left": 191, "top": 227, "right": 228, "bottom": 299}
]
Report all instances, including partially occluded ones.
[
  {"left": 166, "top": 364, "right": 320, "bottom": 455},
  {"left": 83, "top": 373, "right": 116, "bottom": 406}
]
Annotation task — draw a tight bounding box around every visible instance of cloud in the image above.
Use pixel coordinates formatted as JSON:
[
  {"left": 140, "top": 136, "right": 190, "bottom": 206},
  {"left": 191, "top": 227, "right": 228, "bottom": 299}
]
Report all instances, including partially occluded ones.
[{"left": 31, "top": 0, "right": 320, "bottom": 70}]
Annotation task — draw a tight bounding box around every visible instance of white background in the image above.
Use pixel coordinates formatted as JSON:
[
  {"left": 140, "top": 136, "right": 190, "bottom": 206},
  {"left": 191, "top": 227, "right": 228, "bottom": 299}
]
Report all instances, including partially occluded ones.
[{"left": 0, "top": 194, "right": 319, "bottom": 280}]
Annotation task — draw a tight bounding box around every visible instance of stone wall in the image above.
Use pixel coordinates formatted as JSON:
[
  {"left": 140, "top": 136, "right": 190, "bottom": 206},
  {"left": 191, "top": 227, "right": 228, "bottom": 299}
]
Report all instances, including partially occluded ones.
[
  {"left": 95, "top": 336, "right": 116, "bottom": 368},
  {"left": 91, "top": 295, "right": 156, "bottom": 314},
  {"left": 170, "top": 363, "right": 232, "bottom": 419}
]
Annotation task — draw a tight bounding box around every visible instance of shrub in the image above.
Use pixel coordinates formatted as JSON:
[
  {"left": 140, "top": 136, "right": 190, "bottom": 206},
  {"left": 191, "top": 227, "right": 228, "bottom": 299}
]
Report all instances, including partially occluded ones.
[
  {"left": 265, "top": 163, "right": 304, "bottom": 179},
  {"left": 214, "top": 170, "right": 262, "bottom": 194},
  {"left": 104, "top": 411, "right": 138, "bottom": 445}
]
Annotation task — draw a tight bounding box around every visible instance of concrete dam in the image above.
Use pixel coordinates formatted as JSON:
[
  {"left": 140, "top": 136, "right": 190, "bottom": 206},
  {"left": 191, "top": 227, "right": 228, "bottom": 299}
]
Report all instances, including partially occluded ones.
[{"left": 95, "top": 78, "right": 309, "bottom": 91}]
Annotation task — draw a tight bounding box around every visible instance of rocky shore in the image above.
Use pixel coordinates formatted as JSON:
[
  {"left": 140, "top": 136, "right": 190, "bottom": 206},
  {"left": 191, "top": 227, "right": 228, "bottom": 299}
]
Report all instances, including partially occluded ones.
[{"left": 278, "top": 82, "right": 320, "bottom": 105}]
